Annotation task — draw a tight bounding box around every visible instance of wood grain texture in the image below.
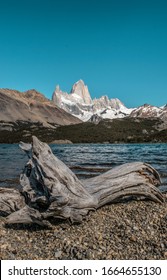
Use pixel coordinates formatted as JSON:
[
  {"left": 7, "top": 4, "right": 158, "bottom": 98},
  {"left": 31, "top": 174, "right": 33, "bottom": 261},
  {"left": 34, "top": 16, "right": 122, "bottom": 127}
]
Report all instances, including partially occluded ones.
[{"left": 0, "top": 136, "right": 164, "bottom": 226}]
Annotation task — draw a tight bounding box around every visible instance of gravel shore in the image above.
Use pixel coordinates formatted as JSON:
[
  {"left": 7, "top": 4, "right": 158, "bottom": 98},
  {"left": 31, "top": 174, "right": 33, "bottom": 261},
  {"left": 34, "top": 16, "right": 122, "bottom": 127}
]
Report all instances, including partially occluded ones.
[{"left": 0, "top": 195, "right": 167, "bottom": 260}]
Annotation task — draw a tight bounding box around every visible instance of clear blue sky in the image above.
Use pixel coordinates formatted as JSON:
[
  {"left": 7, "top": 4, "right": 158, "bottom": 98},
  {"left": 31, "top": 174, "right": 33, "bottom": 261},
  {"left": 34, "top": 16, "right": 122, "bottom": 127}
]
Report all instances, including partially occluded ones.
[{"left": 0, "top": 0, "right": 167, "bottom": 107}]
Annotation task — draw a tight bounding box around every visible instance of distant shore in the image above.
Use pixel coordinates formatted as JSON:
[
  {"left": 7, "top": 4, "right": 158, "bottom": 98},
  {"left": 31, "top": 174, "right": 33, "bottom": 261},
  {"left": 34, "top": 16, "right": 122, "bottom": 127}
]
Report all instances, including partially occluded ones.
[{"left": 0, "top": 118, "right": 167, "bottom": 144}]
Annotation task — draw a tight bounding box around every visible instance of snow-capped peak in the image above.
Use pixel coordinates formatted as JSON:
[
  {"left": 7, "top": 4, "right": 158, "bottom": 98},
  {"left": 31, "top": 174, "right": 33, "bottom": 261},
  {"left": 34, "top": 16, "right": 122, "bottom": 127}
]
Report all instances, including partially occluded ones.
[
  {"left": 129, "top": 104, "right": 163, "bottom": 118},
  {"left": 52, "top": 80, "right": 134, "bottom": 121},
  {"left": 52, "top": 80, "right": 166, "bottom": 122}
]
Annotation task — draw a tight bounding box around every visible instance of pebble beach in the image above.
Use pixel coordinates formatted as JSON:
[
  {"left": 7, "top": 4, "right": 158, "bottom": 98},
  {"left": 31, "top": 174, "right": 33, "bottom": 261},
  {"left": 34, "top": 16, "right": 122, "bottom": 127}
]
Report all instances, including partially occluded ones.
[{"left": 1, "top": 195, "right": 167, "bottom": 260}]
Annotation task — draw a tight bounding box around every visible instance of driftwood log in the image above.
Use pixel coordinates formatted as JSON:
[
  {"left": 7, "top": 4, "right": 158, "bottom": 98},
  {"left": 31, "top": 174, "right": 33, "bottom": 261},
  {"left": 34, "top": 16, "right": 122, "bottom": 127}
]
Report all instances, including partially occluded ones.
[{"left": 0, "top": 136, "right": 164, "bottom": 226}]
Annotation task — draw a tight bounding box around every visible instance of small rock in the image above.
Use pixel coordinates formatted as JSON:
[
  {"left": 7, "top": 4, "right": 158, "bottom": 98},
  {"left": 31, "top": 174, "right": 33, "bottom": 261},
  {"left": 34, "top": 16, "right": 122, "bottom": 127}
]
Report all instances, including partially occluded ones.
[
  {"left": 54, "top": 250, "right": 62, "bottom": 258},
  {"left": 164, "top": 251, "right": 167, "bottom": 258},
  {"left": 133, "top": 226, "right": 139, "bottom": 231},
  {"left": 11, "top": 249, "right": 17, "bottom": 254},
  {"left": 129, "top": 235, "right": 137, "bottom": 242},
  {"left": 160, "top": 243, "right": 165, "bottom": 249}
]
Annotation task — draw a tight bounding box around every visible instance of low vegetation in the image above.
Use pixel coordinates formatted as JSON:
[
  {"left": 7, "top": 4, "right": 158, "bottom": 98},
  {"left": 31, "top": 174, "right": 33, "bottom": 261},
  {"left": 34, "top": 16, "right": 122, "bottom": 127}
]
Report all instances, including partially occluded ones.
[{"left": 0, "top": 118, "right": 167, "bottom": 144}]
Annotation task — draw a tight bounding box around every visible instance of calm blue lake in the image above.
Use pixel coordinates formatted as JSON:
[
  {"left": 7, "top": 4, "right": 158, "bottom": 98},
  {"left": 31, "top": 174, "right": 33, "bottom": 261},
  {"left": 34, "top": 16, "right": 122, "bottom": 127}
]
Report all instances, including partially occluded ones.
[{"left": 0, "top": 143, "right": 167, "bottom": 192}]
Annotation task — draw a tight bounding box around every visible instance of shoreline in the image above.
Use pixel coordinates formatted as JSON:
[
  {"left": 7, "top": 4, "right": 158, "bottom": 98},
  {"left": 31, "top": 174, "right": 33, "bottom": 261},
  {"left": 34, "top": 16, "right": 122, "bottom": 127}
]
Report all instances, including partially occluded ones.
[
  {"left": 0, "top": 141, "right": 167, "bottom": 145},
  {"left": 1, "top": 196, "right": 167, "bottom": 260}
]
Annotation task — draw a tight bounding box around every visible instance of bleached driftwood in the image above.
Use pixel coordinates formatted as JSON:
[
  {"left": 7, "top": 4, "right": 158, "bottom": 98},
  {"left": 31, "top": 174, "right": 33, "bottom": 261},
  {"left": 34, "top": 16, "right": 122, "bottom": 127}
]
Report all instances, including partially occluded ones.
[
  {"left": 0, "top": 136, "right": 164, "bottom": 226},
  {"left": 0, "top": 188, "right": 25, "bottom": 216}
]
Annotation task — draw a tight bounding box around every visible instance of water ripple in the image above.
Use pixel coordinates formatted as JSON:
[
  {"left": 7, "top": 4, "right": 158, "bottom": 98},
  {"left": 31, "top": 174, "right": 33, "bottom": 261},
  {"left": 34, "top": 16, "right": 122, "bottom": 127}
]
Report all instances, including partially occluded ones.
[{"left": 0, "top": 143, "right": 166, "bottom": 192}]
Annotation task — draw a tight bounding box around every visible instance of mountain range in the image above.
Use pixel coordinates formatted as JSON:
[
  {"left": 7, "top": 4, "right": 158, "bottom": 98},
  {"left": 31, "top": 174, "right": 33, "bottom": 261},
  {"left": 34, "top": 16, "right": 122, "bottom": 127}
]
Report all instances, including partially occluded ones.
[
  {"left": 52, "top": 79, "right": 167, "bottom": 123},
  {"left": 0, "top": 81, "right": 166, "bottom": 143}
]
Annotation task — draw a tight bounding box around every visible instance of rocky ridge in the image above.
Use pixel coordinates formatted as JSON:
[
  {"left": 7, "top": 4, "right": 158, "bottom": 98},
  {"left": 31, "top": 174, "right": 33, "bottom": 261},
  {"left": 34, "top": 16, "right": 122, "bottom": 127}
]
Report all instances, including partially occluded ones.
[
  {"left": 52, "top": 80, "right": 134, "bottom": 121},
  {"left": 130, "top": 104, "right": 167, "bottom": 120},
  {"left": 52, "top": 80, "right": 166, "bottom": 123},
  {"left": 0, "top": 88, "right": 81, "bottom": 126}
]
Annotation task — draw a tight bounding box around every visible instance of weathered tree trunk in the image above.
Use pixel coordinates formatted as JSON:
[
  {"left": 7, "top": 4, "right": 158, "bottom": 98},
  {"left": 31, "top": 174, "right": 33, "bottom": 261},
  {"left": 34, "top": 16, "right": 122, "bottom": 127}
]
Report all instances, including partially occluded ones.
[
  {"left": 0, "top": 188, "right": 25, "bottom": 216},
  {"left": 0, "top": 136, "right": 164, "bottom": 226}
]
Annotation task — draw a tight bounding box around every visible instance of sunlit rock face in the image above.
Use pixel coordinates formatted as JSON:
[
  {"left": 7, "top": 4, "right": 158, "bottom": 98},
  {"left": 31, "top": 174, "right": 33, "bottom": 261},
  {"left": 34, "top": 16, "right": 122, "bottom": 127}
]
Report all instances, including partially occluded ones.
[
  {"left": 52, "top": 80, "right": 133, "bottom": 121},
  {"left": 52, "top": 80, "right": 166, "bottom": 123},
  {"left": 0, "top": 88, "right": 81, "bottom": 125}
]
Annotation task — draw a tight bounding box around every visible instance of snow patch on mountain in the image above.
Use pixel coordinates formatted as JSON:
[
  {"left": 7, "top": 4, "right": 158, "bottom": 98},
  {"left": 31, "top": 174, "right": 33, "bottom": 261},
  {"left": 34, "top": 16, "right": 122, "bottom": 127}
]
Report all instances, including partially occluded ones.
[
  {"left": 52, "top": 80, "right": 166, "bottom": 123},
  {"left": 52, "top": 80, "right": 134, "bottom": 121},
  {"left": 129, "top": 104, "right": 164, "bottom": 118}
]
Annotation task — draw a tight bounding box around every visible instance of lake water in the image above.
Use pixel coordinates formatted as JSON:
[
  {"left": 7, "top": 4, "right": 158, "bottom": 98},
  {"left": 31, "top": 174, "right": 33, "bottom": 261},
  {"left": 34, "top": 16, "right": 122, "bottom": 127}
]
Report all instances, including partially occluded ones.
[{"left": 0, "top": 143, "right": 167, "bottom": 192}]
